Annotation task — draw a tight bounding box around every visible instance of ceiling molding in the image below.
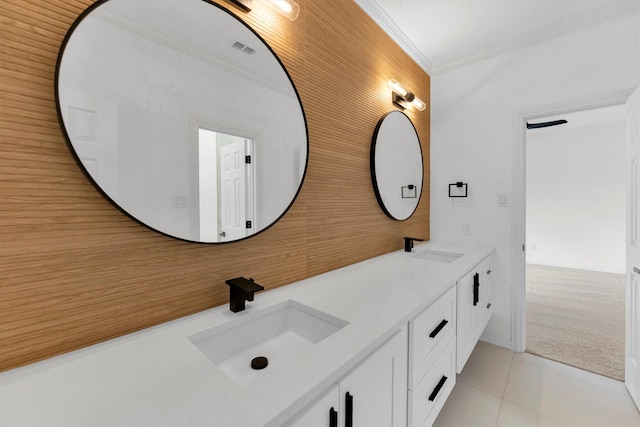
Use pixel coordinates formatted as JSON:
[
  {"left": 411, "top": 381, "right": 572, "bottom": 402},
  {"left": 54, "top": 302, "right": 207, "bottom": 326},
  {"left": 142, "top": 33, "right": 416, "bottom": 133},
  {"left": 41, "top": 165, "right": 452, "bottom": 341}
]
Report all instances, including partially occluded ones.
[{"left": 353, "top": 0, "right": 433, "bottom": 75}]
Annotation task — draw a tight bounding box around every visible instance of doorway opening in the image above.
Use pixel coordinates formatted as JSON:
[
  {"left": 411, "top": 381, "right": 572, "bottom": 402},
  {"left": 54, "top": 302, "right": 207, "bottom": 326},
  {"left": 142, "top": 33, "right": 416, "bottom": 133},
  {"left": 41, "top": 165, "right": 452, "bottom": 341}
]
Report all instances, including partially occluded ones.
[
  {"left": 525, "top": 104, "right": 627, "bottom": 380},
  {"left": 196, "top": 126, "right": 255, "bottom": 242}
]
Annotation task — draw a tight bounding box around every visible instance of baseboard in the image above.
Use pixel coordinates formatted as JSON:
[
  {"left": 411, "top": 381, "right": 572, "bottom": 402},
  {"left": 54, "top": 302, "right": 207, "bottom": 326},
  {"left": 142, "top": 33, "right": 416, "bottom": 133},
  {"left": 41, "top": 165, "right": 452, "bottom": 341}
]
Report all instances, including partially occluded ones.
[{"left": 479, "top": 334, "right": 512, "bottom": 351}]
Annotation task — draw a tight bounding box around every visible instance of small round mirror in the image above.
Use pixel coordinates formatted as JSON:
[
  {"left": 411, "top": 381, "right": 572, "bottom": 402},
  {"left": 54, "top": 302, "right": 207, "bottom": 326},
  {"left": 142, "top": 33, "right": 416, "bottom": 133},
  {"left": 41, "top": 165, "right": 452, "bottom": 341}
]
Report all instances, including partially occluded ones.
[{"left": 370, "top": 111, "right": 423, "bottom": 220}]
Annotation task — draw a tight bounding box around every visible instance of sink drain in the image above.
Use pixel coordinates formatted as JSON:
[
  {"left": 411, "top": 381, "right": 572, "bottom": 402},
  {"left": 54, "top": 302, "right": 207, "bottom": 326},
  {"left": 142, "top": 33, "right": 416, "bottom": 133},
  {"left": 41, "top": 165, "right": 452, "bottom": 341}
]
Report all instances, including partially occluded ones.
[{"left": 251, "top": 356, "right": 268, "bottom": 370}]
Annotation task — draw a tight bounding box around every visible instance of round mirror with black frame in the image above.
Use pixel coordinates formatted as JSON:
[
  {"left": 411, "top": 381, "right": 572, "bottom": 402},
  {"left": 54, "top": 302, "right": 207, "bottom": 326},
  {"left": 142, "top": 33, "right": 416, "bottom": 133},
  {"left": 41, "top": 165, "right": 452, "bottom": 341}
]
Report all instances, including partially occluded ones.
[
  {"left": 55, "top": 0, "right": 308, "bottom": 243},
  {"left": 370, "top": 111, "right": 423, "bottom": 221}
]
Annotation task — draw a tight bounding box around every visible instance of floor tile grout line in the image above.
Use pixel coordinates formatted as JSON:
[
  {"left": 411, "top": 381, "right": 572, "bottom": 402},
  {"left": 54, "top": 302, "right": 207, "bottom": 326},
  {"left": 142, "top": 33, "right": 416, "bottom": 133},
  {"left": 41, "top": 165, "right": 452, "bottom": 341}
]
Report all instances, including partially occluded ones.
[
  {"left": 455, "top": 376, "right": 505, "bottom": 401},
  {"left": 435, "top": 343, "right": 640, "bottom": 427},
  {"left": 499, "top": 357, "right": 572, "bottom": 427},
  {"left": 445, "top": 381, "right": 504, "bottom": 426},
  {"left": 494, "top": 398, "right": 503, "bottom": 427},
  {"left": 505, "top": 355, "right": 639, "bottom": 426},
  {"left": 515, "top": 352, "right": 630, "bottom": 396},
  {"left": 499, "top": 399, "right": 571, "bottom": 427},
  {"left": 501, "top": 356, "right": 514, "bottom": 399}
]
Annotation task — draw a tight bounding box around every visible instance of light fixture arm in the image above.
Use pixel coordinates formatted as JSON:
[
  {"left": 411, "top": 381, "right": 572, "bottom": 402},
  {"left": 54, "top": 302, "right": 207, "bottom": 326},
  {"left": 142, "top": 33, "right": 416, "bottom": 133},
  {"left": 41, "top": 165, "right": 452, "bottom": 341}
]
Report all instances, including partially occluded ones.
[{"left": 388, "top": 79, "right": 425, "bottom": 112}]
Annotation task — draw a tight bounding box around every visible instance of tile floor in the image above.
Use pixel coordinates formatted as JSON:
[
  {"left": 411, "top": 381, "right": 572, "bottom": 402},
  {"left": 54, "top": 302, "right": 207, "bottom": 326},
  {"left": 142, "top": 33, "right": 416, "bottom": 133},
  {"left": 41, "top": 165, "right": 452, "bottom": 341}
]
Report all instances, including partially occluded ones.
[{"left": 433, "top": 341, "right": 640, "bottom": 427}]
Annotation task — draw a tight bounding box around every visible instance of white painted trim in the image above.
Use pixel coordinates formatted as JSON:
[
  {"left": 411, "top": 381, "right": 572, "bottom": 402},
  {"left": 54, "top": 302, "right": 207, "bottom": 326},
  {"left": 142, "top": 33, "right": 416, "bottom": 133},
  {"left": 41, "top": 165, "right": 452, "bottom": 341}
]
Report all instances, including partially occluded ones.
[
  {"left": 512, "top": 111, "right": 527, "bottom": 353},
  {"left": 479, "top": 335, "right": 512, "bottom": 351},
  {"left": 511, "top": 89, "right": 636, "bottom": 353},
  {"left": 352, "top": 0, "right": 433, "bottom": 75}
]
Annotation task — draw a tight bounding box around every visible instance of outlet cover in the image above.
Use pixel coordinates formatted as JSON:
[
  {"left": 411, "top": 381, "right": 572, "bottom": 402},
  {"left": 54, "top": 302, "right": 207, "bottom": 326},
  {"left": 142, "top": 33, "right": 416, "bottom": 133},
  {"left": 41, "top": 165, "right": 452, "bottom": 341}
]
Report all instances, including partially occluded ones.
[
  {"left": 463, "top": 222, "right": 472, "bottom": 235},
  {"left": 173, "top": 195, "right": 188, "bottom": 208}
]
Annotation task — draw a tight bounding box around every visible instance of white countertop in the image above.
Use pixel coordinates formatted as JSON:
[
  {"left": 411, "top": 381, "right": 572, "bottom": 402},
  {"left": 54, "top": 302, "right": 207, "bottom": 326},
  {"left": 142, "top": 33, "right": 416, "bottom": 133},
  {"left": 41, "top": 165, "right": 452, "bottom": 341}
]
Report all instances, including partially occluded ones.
[{"left": 0, "top": 242, "right": 493, "bottom": 427}]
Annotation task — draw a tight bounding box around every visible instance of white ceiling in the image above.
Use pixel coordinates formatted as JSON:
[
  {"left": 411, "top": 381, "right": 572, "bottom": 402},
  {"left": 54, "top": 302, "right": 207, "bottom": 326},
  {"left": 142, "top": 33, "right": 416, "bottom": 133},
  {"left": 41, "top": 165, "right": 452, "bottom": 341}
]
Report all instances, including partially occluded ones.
[{"left": 354, "top": 0, "right": 640, "bottom": 75}]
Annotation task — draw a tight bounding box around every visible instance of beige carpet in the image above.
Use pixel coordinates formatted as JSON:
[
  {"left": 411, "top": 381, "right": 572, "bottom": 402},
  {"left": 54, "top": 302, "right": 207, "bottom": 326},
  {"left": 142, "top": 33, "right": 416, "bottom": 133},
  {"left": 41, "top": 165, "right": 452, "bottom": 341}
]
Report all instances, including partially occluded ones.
[{"left": 526, "top": 264, "right": 625, "bottom": 381}]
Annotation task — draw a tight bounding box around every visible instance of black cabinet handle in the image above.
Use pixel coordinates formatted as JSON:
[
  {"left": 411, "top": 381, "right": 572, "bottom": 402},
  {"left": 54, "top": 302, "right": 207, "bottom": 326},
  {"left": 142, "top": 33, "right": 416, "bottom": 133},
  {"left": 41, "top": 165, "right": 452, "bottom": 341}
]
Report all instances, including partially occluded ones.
[
  {"left": 487, "top": 269, "right": 492, "bottom": 275},
  {"left": 345, "top": 392, "right": 353, "bottom": 427},
  {"left": 486, "top": 303, "right": 492, "bottom": 309},
  {"left": 429, "top": 319, "right": 449, "bottom": 338},
  {"left": 329, "top": 407, "right": 337, "bottom": 427},
  {"left": 634, "top": 266, "right": 640, "bottom": 275},
  {"left": 428, "top": 375, "right": 448, "bottom": 402},
  {"left": 473, "top": 273, "right": 480, "bottom": 306}
]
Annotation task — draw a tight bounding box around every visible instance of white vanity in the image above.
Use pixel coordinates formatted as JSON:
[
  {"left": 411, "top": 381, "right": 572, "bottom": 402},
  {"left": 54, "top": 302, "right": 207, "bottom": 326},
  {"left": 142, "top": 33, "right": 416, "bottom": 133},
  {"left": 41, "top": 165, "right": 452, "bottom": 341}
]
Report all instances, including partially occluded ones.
[{"left": 0, "top": 242, "right": 493, "bottom": 427}]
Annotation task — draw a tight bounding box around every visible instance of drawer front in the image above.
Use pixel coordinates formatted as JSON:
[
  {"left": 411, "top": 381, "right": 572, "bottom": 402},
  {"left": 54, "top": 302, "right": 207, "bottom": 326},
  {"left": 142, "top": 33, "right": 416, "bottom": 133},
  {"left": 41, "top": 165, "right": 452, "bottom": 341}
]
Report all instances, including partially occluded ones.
[
  {"left": 409, "top": 286, "right": 456, "bottom": 388},
  {"left": 408, "top": 337, "right": 456, "bottom": 427}
]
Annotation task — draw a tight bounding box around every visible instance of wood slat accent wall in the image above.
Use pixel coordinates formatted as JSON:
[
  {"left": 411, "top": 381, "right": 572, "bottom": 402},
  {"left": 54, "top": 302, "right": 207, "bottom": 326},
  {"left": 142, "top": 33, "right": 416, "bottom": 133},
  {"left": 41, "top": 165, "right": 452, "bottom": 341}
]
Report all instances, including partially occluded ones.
[{"left": 0, "top": 0, "right": 430, "bottom": 372}]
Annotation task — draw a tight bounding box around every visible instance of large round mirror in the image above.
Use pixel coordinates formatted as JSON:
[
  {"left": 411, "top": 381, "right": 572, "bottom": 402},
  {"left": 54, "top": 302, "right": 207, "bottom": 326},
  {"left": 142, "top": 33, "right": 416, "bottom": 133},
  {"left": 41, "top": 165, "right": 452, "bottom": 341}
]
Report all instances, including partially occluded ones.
[
  {"left": 56, "top": 0, "right": 308, "bottom": 243},
  {"left": 370, "top": 111, "right": 423, "bottom": 220}
]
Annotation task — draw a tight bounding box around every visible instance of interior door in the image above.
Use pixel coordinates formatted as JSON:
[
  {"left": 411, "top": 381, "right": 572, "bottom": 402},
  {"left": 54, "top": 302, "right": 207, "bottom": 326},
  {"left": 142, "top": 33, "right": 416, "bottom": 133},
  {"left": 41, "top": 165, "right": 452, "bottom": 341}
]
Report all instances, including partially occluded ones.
[
  {"left": 626, "top": 87, "right": 640, "bottom": 410},
  {"left": 219, "top": 137, "right": 248, "bottom": 241},
  {"left": 62, "top": 89, "right": 119, "bottom": 199}
]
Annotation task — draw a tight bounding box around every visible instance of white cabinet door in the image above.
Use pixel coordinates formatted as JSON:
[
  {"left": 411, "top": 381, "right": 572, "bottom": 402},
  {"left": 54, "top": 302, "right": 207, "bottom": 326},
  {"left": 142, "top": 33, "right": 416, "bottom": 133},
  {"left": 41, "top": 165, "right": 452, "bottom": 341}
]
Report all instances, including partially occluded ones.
[
  {"left": 286, "top": 328, "right": 408, "bottom": 427},
  {"left": 457, "top": 255, "right": 492, "bottom": 373},
  {"left": 470, "top": 268, "right": 484, "bottom": 340},
  {"left": 339, "top": 327, "right": 408, "bottom": 427},
  {"left": 283, "top": 384, "right": 340, "bottom": 427},
  {"left": 482, "top": 256, "right": 493, "bottom": 326},
  {"left": 456, "top": 268, "right": 476, "bottom": 373}
]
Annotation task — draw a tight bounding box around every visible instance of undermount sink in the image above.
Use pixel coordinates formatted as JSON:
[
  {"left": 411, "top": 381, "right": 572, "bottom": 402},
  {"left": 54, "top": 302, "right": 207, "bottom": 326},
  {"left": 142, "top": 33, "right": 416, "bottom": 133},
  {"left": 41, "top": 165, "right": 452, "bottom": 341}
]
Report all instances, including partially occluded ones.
[
  {"left": 188, "top": 300, "right": 349, "bottom": 385},
  {"left": 410, "top": 249, "right": 463, "bottom": 263}
]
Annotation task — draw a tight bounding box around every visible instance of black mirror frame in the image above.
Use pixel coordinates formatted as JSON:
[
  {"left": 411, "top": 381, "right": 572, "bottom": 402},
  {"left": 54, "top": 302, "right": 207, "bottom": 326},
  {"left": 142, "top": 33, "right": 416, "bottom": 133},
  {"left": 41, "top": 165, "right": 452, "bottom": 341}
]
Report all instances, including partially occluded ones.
[
  {"left": 54, "top": 0, "right": 309, "bottom": 244},
  {"left": 370, "top": 110, "right": 424, "bottom": 221}
]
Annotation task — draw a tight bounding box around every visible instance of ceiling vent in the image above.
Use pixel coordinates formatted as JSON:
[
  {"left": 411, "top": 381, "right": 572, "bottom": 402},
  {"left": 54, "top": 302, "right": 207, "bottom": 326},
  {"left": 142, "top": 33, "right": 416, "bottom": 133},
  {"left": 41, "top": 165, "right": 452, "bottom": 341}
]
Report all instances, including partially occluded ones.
[
  {"left": 526, "top": 119, "right": 568, "bottom": 129},
  {"left": 231, "top": 41, "right": 256, "bottom": 55}
]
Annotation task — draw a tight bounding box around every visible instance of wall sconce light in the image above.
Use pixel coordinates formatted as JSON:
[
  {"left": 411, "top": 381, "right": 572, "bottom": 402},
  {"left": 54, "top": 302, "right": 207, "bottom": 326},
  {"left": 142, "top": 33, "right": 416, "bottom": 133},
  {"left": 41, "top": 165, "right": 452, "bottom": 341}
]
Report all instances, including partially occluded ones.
[
  {"left": 228, "top": 0, "right": 300, "bottom": 21},
  {"left": 388, "top": 79, "right": 426, "bottom": 111},
  {"left": 264, "top": 0, "right": 300, "bottom": 20},
  {"left": 449, "top": 182, "right": 468, "bottom": 198}
]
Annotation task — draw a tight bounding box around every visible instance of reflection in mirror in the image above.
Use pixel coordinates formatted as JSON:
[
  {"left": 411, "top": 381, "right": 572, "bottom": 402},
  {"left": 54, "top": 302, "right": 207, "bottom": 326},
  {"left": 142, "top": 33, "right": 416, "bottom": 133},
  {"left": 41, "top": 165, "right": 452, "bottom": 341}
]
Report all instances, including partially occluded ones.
[
  {"left": 370, "top": 111, "right": 423, "bottom": 221},
  {"left": 56, "top": 0, "right": 308, "bottom": 243}
]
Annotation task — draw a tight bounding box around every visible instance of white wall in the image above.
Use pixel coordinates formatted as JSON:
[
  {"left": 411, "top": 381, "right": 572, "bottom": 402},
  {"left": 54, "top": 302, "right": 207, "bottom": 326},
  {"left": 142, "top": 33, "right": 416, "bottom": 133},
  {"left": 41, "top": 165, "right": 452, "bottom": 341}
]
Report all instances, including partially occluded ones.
[
  {"left": 526, "top": 119, "right": 626, "bottom": 274},
  {"left": 431, "top": 13, "right": 640, "bottom": 347}
]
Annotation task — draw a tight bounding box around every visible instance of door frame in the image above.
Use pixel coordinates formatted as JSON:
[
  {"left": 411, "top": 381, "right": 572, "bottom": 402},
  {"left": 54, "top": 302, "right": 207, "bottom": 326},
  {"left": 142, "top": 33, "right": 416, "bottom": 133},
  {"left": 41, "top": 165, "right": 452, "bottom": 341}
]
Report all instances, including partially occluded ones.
[
  {"left": 189, "top": 116, "right": 258, "bottom": 242},
  {"left": 511, "top": 89, "right": 635, "bottom": 353}
]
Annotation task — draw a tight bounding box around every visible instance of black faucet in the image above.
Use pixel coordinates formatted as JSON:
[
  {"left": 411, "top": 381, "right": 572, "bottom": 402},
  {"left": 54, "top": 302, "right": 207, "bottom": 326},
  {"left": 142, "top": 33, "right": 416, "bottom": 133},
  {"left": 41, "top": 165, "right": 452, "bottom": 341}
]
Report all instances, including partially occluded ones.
[
  {"left": 403, "top": 236, "right": 425, "bottom": 252},
  {"left": 226, "top": 277, "right": 264, "bottom": 313}
]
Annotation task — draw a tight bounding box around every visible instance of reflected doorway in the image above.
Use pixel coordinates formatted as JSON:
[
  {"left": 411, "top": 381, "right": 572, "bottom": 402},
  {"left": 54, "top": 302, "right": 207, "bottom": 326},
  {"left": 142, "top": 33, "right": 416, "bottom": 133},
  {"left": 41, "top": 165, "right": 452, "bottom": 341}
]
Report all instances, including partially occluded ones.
[{"left": 197, "top": 127, "right": 255, "bottom": 242}]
